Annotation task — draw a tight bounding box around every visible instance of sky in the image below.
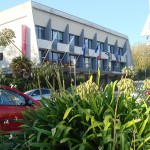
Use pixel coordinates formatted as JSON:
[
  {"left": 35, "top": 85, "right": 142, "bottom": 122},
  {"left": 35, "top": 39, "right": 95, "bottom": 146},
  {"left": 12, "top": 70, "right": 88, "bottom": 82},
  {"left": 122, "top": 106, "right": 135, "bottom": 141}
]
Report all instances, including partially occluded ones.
[{"left": 0, "top": 0, "right": 149, "bottom": 46}]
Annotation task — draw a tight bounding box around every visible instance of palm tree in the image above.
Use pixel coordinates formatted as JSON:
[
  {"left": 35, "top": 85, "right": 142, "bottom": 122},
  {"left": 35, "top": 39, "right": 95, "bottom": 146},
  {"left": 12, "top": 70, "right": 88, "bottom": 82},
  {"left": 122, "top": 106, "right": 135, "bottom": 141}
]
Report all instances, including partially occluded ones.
[{"left": 10, "top": 56, "right": 33, "bottom": 78}]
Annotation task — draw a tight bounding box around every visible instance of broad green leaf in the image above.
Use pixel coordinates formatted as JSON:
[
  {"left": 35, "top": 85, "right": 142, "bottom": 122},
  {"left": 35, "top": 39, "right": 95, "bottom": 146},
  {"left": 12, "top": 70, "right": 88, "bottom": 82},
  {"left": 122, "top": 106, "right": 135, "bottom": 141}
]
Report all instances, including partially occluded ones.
[
  {"left": 60, "top": 138, "right": 70, "bottom": 143},
  {"left": 123, "top": 119, "right": 141, "bottom": 129},
  {"left": 138, "top": 116, "right": 149, "bottom": 135},
  {"left": 63, "top": 107, "right": 73, "bottom": 120},
  {"left": 51, "top": 128, "right": 56, "bottom": 137},
  {"left": 34, "top": 127, "right": 51, "bottom": 135},
  {"left": 120, "top": 132, "right": 125, "bottom": 150},
  {"left": 69, "top": 114, "right": 81, "bottom": 122},
  {"left": 63, "top": 127, "right": 72, "bottom": 137},
  {"left": 79, "top": 143, "right": 85, "bottom": 150},
  {"left": 37, "top": 131, "right": 41, "bottom": 142},
  {"left": 137, "top": 136, "right": 150, "bottom": 150}
]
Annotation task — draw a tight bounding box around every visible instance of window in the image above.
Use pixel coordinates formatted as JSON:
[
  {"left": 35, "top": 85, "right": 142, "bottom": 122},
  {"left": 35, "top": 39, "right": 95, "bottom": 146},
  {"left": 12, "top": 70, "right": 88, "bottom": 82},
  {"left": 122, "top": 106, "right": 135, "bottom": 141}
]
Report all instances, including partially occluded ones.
[
  {"left": 84, "top": 38, "right": 93, "bottom": 49},
  {"left": 120, "top": 62, "right": 126, "bottom": 71},
  {"left": 88, "top": 39, "right": 92, "bottom": 49},
  {"left": 39, "top": 49, "right": 48, "bottom": 63},
  {"left": 50, "top": 52, "right": 63, "bottom": 64},
  {"left": 108, "top": 45, "right": 115, "bottom": 54},
  {"left": 58, "top": 31, "right": 63, "bottom": 43},
  {"left": 84, "top": 57, "right": 90, "bottom": 69},
  {"left": 69, "top": 55, "right": 75, "bottom": 66},
  {"left": 69, "top": 34, "right": 79, "bottom": 46},
  {"left": 32, "top": 90, "right": 40, "bottom": 96},
  {"left": 84, "top": 38, "right": 88, "bottom": 48},
  {"left": 35, "top": 25, "right": 45, "bottom": 39},
  {"left": 69, "top": 34, "right": 74, "bottom": 45},
  {"left": 74, "top": 35, "right": 79, "bottom": 46},
  {"left": 42, "top": 89, "right": 50, "bottom": 95},
  {"left": 111, "top": 61, "right": 118, "bottom": 71},
  {"left": 100, "top": 42, "right": 105, "bottom": 52},
  {"left": 0, "top": 53, "right": 3, "bottom": 61},
  {"left": 118, "top": 47, "right": 123, "bottom": 56},
  {"left": 102, "top": 59, "right": 108, "bottom": 71},
  {"left": 0, "top": 89, "right": 26, "bottom": 106},
  {"left": 110, "top": 45, "right": 115, "bottom": 54},
  {"left": 51, "top": 30, "right": 57, "bottom": 40},
  {"left": 51, "top": 30, "right": 63, "bottom": 43}
]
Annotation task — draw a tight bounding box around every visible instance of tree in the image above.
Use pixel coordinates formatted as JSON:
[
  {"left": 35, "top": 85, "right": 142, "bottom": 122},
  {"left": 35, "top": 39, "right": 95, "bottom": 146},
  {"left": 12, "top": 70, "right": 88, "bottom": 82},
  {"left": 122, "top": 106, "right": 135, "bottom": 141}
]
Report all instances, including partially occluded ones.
[
  {"left": 131, "top": 43, "right": 150, "bottom": 79},
  {"left": 10, "top": 56, "right": 33, "bottom": 79},
  {"left": 0, "top": 28, "right": 15, "bottom": 46},
  {"left": 0, "top": 28, "right": 22, "bottom": 53}
]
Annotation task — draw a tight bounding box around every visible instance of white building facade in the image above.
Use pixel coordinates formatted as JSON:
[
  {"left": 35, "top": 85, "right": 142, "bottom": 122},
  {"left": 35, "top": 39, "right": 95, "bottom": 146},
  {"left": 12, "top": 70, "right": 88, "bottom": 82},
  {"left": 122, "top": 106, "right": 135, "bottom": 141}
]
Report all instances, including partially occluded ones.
[{"left": 0, "top": 1, "right": 133, "bottom": 85}]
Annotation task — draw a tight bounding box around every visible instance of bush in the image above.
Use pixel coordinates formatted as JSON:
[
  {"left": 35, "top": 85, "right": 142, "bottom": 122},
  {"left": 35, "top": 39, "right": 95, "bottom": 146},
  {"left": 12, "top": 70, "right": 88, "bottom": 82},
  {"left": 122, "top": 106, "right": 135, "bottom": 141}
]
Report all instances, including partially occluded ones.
[{"left": 1, "top": 74, "right": 150, "bottom": 150}]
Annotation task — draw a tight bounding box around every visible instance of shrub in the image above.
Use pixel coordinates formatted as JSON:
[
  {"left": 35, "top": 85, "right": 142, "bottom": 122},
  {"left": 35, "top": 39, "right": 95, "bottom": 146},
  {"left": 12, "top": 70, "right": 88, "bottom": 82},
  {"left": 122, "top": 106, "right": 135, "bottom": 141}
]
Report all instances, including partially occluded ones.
[
  {"left": 1, "top": 76, "right": 149, "bottom": 150},
  {"left": 1, "top": 68, "right": 150, "bottom": 149}
]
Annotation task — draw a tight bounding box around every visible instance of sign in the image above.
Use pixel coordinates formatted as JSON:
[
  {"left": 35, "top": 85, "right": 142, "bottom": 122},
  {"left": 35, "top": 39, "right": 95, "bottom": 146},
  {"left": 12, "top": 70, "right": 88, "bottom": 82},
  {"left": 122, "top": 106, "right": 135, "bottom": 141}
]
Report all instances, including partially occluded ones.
[{"left": 22, "top": 25, "right": 27, "bottom": 56}]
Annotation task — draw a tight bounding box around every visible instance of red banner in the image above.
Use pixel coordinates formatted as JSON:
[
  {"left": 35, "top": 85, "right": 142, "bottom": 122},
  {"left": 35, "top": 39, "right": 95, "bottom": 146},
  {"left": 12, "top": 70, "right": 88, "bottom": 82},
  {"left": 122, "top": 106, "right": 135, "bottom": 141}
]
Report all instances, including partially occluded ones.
[{"left": 22, "top": 25, "right": 27, "bottom": 56}]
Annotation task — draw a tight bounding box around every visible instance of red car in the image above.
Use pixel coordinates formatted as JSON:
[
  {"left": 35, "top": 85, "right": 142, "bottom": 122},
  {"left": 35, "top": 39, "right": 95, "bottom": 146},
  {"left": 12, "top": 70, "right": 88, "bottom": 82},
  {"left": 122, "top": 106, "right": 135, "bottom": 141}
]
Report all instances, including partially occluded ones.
[{"left": 0, "top": 86, "right": 40, "bottom": 132}]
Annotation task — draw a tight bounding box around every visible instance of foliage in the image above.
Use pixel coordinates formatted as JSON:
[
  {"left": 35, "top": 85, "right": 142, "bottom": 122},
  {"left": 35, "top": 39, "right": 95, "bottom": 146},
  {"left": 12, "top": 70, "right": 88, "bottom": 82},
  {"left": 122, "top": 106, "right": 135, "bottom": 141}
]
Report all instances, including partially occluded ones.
[
  {"left": 121, "top": 66, "right": 135, "bottom": 79},
  {"left": 143, "top": 78, "right": 150, "bottom": 90},
  {"left": 131, "top": 43, "right": 150, "bottom": 79},
  {"left": 117, "top": 77, "right": 135, "bottom": 94},
  {"left": 132, "top": 43, "right": 150, "bottom": 70},
  {"left": 0, "top": 68, "right": 6, "bottom": 84},
  {"left": 31, "top": 62, "right": 61, "bottom": 90},
  {"left": 76, "top": 76, "right": 98, "bottom": 99},
  {"left": 10, "top": 56, "right": 33, "bottom": 79},
  {"left": 0, "top": 28, "right": 16, "bottom": 46},
  {"left": 1, "top": 71, "right": 150, "bottom": 150},
  {"left": 76, "top": 74, "right": 86, "bottom": 85}
]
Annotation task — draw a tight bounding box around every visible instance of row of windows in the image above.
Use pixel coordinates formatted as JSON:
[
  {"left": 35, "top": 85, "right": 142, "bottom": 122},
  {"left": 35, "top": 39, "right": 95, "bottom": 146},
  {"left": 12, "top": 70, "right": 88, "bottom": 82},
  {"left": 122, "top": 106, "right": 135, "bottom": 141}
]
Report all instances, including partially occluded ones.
[
  {"left": 101, "top": 59, "right": 125, "bottom": 71},
  {"left": 40, "top": 51, "right": 125, "bottom": 72},
  {"left": 35, "top": 25, "right": 126, "bottom": 56}
]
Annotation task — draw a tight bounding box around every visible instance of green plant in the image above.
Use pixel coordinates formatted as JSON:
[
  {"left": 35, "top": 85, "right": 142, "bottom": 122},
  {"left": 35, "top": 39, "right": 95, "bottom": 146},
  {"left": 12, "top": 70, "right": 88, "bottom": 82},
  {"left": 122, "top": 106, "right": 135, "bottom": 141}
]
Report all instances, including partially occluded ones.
[
  {"left": 1, "top": 70, "right": 150, "bottom": 150},
  {"left": 10, "top": 56, "right": 33, "bottom": 79},
  {"left": 143, "top": 78, "right": 150, "bottom": 91},
  {"left": 122, "top": 66, "right": 135, "bottom": 79}
]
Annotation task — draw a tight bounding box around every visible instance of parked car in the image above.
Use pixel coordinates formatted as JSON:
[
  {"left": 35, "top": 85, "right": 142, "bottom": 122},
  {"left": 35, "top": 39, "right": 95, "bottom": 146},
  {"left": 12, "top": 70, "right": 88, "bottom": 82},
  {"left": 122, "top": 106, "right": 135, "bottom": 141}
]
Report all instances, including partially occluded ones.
[
  {"left": 0, "top": 86, "right": 40, "bottom": 132},
  {"left": 24, "top": 88, "right": 51, "bottom": 101}
]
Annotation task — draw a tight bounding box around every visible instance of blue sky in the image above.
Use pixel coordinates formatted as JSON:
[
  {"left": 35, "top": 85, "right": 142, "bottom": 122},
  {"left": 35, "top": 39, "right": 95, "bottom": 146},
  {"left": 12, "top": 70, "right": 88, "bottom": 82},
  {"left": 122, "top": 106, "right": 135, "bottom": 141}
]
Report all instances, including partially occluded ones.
[{"left": 0, "top": 0, "right": 149, "bottom": 46}]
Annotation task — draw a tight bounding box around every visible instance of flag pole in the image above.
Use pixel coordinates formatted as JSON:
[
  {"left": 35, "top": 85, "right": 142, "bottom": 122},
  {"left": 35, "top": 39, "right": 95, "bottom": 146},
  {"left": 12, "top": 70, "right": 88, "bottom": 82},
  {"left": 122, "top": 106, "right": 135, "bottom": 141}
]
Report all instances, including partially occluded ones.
[
  {"left": 59, "top": 35, "right": 75, "bottom": 88},
  {"left": 61, "top": 35, "right": 75, "bottom": 62},
  {"left": 88, "top": 43, "right": 101, "bottom": 75},
  {"left": 43, "top": 31, "right": 58, "bottom": 62}
]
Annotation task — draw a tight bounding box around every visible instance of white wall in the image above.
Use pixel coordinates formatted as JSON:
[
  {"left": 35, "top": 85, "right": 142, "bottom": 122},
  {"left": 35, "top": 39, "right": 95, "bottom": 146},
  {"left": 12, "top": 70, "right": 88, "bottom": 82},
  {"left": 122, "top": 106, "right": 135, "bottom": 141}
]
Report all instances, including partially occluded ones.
[{"left": 0, "top": 1, "right": 40, "bottom": 70}]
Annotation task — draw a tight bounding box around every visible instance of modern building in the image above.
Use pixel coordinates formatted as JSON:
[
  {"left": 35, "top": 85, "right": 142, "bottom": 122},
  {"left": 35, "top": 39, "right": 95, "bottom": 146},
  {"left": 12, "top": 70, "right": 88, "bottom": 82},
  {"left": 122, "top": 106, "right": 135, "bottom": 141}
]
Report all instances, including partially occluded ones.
[{"left": 0, "top": 1, "right": 133, "bottom": 85}]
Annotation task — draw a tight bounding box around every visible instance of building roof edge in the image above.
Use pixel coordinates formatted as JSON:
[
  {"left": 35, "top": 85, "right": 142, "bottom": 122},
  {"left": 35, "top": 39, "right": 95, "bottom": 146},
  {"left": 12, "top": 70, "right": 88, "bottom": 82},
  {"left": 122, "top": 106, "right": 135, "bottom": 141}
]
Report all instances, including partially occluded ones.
[{"left": 31, "top": 1, "right": 128, "bottom": 39}]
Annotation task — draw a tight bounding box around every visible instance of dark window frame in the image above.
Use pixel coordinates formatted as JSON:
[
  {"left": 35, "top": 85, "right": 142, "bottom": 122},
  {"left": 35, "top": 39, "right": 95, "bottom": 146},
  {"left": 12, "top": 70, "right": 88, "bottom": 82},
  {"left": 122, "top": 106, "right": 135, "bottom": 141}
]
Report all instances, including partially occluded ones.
[
  {"left": 51, "top": 30, "right": 63, "bottom": 43},
  {"left": 100, "top": 42, "right": 105, "bottom": 52},
  {"left": 35, "top": 25, "right": 45, "bottom": 39}
]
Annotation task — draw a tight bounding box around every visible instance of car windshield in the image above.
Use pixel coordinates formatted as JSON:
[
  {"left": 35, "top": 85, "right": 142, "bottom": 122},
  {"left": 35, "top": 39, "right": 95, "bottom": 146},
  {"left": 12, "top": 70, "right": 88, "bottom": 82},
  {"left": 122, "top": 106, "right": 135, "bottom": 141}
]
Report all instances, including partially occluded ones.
[{"left": 0, "top": 89, "right": 26, "bottom": 106}]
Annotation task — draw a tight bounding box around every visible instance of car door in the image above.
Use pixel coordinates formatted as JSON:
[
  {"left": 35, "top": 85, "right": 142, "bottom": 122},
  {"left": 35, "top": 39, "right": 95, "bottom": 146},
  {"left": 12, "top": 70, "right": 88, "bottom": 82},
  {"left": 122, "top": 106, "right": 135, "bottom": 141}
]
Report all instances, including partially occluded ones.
[{"left": 0, "top": 88, "right": 34, "bottom": 132}]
